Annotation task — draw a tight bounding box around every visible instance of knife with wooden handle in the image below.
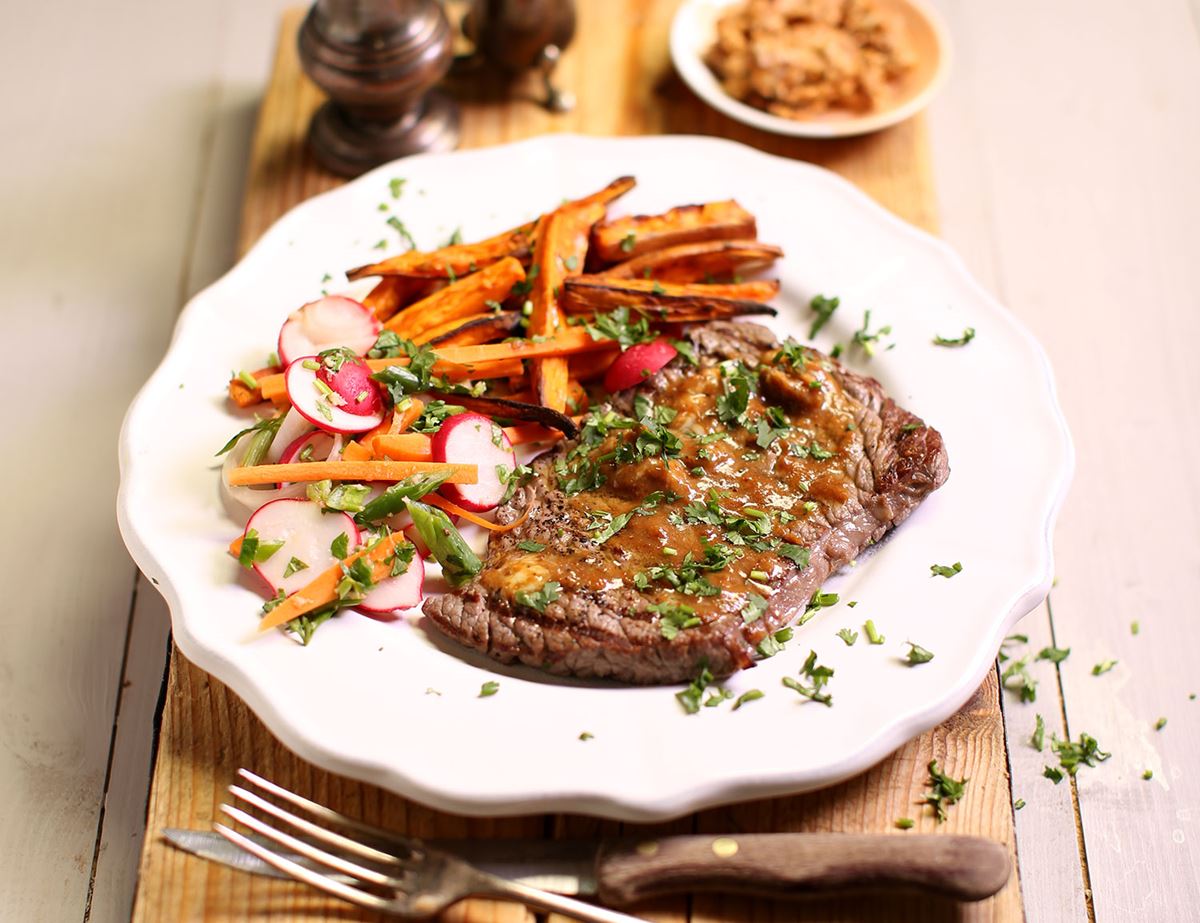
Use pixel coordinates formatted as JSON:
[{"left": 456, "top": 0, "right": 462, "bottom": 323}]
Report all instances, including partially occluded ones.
[{"left": 164, "top": 829, "right": 1009, "bottom": 904}]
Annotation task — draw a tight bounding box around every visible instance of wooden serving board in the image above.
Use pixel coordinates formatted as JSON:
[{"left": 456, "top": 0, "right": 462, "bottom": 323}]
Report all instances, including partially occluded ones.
[{"left": 132, "top": 4, "right": 1022, "bottom": 921}]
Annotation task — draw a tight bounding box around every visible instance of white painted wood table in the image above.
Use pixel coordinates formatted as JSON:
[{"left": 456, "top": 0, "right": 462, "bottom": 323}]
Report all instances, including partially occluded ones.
[{"left": 2, "top": 1, "right": 1197, "bottom": 920}]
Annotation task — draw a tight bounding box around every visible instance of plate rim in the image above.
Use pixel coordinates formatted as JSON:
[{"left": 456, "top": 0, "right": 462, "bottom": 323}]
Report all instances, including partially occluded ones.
[
  {"left": 118, "top": 133, "right": 1073, "bottom": 820},
  {"left": 669, "top": 0, "right": 955, "bottom": 139}
]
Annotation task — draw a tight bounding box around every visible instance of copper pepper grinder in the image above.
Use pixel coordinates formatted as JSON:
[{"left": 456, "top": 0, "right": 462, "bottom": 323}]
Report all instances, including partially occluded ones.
[{"left": 298, "top": 0, "right": 460, "bottom": 177}]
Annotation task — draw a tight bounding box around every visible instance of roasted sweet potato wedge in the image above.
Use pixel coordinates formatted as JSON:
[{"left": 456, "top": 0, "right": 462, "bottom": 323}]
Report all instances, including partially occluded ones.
[
  {"left": 362, "top": 276, "right": 444, "bottom": 321},
  {"left": 601, "top": 239, "right": 783, "bottom": 284},
  {"left": 384, "top": 257, "right": 525, "bottom": 339},
  {"left": 347, "top": 221, "right": 537, "bottom": 282},
  {"left": 561, "top": 276, "right": 779, "bottom": 321},
  {"left": 590, "top": 200, "right": 757, "bottom": 265},
  {"left": 421, "top": 311, "right": 522, "bottom": 347}
]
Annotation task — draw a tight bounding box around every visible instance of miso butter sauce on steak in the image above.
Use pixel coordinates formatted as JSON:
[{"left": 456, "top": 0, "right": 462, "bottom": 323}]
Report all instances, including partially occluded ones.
[{"left": 423, "top": 322, "right": 948, "bottom": 684}]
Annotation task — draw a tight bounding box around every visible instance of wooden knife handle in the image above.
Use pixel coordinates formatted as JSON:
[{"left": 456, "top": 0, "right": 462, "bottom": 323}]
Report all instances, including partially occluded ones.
[{"left": 595, "top": 834, "right": 1009, "bottom": 906}]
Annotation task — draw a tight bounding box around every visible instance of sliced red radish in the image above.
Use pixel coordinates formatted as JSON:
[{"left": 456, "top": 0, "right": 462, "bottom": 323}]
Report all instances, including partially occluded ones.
[
  {"left": 358, "top": 551, "right": 425, "bottom": 617},
  {"left": 278, "top": 430, "right": 337, "bottom": 465},
  {"left": 604, "top": 338, "right": 679, "bottom": 392},
  {"left": 431, "top": 413, "right": 516, "bottom": 512},
  {"left": 285, "top": 356, "right": 385, "bottom": 434},
  {"left": 316, "top": 354, "right": 384, "bottom": 417},
  {"left": 244, "top": 499, "right": 359, "bottom": 597},
  {"left": 267, "top": 406, "right": 315, "bottom": 464},
  {"left": 277, "top": 296, "right": 381, "bottom": 366}
]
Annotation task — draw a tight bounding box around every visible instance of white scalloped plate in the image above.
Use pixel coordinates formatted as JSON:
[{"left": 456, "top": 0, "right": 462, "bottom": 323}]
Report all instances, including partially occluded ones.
[{"left": 118, "top": 135, "right": 1072, "bottom": 821}]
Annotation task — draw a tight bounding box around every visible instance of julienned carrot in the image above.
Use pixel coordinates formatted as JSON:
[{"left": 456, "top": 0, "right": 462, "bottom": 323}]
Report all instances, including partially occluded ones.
[
  {"left": 340, "top": 440, "right": 373, "bottom": 462},
  {"left": 394, "top": 397, "right": 425, "bottom": 433},
  {"left": 372, "top": 433, "right": 433, "bottom": 462},
  {"left": 228, "top": 461, "right": 475, "bottom": 486},
  {"left": 257, "top": 533, "right": 409, "bottom": 633},
  {"left": 423, "top": 493, "right": 531, "bottom": 533},
  {"left": 503, "top": 423, "right": 562, "bottom": 445},
  {"left": 360, "top": 410, "right": 395, "bottom": 444}
]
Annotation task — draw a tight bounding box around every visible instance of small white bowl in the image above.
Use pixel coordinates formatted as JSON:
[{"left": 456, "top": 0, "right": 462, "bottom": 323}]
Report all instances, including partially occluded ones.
[{"left": 670, "top": 0, "right": 953, "bottom": 139}]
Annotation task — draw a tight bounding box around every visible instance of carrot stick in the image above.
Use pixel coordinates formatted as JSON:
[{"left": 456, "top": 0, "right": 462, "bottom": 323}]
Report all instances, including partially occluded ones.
[
  {"left": 384, "top": 258, "right": 525, "bottom": 338},
  {"left": 227, "top": 365, "right": 280, "bottom": 407},
  {"left": 372, "top": 433, "right": 434, "bottom": 462},
  {"left": 423, "top": 493, "right": 531, "bottom": 533},
  {"left": 360, "top": 410, "right": 395, "bottom": 444},
  {"left": 257, "top": 533, "right": 410, "bottom": 633},
  {"left": 394, "top": 398, "right": 425, "bottom": 433},
  {"left": 340, "top": 440, "right": 373, "bottom": 462},
  {"left": 228, "top": 461, "right": 475, "bottom": 486}
]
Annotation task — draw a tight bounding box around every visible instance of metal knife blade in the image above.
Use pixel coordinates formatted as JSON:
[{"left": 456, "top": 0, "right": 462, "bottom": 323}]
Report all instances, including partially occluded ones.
[{"left": 162, "top": 828, "right": 598, "bottom": 895}]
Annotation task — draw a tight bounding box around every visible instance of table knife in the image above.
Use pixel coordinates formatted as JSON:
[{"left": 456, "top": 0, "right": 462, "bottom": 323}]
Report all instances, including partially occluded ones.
[{"left": 163, "top": 828, "right": 1009, "bottom": 903}]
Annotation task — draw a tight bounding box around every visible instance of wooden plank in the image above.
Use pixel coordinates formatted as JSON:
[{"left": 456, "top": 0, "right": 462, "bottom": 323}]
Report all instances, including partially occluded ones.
[
  {"left": 928, "top": 0, "right": 1200, "bottom": 918},
  {"left": 132, "top": 3, "right": 1020, "bottom": 921}
]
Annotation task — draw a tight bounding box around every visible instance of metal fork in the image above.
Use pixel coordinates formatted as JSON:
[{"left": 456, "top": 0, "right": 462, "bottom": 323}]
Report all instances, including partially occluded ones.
[{"left": 215, "top": 769, "right": 647, "bottom": 922}]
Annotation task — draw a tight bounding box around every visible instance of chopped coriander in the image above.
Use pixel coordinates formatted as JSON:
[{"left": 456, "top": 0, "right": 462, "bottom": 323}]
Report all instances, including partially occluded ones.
[
  {"left": 1092, "top": 660, "right": 1118, "bottom": 676},
  {"left": 1142, "top": 770, "right": 1153, "bottom": 781},
  {"left": 732, "top": 689, "right": 764, "bottom": 710},
  {"left": 930, "top": 561, "right": 963, "bottom": 578},
  {"left": 781, "top": 650, "right": 834, "bottom": 706},
  {"left": 479, "top": 681, "right": 500, "bottom": 698},
  {"left": 237, "top": 529, "right": 285, "bottom": 569},
  {"left": 1004, "top": 633, "right": 1028, "bottom": 645},
  {"left": 516, "top": 540, "right": 545, "bottom": 553},
  {"left": 677, "top": 662, "right": 715, "bottom": 714},
  {"left": 373, "top": 239, "right": 387, "bottom": 249},
  {"left": 922, "top": 760, "right": 967, "bottom": 822},
  {"left": 933, "top": 327, "right": 976, "bottom": 347},
  {"left": 1154, "top": 717, "right": 1167, "bottom": 731},
  {"left": 216, "top": 413, "right": 284, "bottom": 458},
  {"left": 514, "top": 581, "right": 562, "bottom": 613},
  {"left": 852, "top": 309, "right": 892, "bottom": 357},
  {"left": 741, "top": 592, "right": 768, "bottom": 624},
  {"left": 836, "top": 628, "right": 858, "bottom": 646},
  {"left": 1032, "top": 714, "right": 1045, "bottom": 751},
  {"left": 904, "top": 642, "right": 934, "bottom": 665},
  {"left": 704, "top": 688, "right": 733, "bottom": 708},
  {"left": 330, "top": 532, "right": 350, "bottom": 559},
  {"left": 1131, "top": 620, "right": 1140, "bottom": 635},
  {"left": 808, "top": 294, "right": 840, "bottom": 338},
  {"left": 282, "top": 556, "right": 309, "bottom": 578},
  {"left": 386, "top": 215, "right": 416, "bottom": 249},
  {"left": 864, "top": 619, "right": 885, "bottom": 645},
  {"left": 1044, "top": 765, "right": 1064, "bottom": 784},
  {"left": 1002, "top": 656, "right": 1038, "bottom": 702},
  {"left": 388, "top": 177, "right": 406, "bottom": 198},
  {"left": 1014, "top": 798, "right": 1026, "bottom": 810},
  {"left": 619, "top": 232, "right": 636, "bottom": 253},
  {"left": 564, "top": 254, "right": 579, "bottom": 271},
  {"left": 579, "top": 731, "right": 594, "bottom": 741},
  {"left": 757, "top": 626, "right": 793, "bottom": 658},
  {"left": 1036, "top": 646, "right": 1070, "bottom": 664},
  {"left": 443, "top": 227, "right": 463, "bottom": 247},
  {"left": 901, "top": 422, "right": 922, "bottom": 432},
  {"left": 377, "top": 202, "right": 388, "bottom": 211},
  {"left": 895, "top": 817, "right": 914, "bottom": 830},
  {"left": 1051, "top": 732, "right": 1111, "bottom": 776}
]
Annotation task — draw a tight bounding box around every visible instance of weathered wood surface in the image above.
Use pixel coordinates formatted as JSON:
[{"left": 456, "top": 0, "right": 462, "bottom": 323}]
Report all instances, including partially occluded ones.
[{"left": 130, "top": 5, "right": 1021, "bottom": 922}]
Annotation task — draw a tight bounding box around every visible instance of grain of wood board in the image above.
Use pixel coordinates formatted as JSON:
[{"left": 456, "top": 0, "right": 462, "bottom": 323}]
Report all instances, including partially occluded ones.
[{"left": 133, "top": 4, "right": 1021, "bottom": 921}]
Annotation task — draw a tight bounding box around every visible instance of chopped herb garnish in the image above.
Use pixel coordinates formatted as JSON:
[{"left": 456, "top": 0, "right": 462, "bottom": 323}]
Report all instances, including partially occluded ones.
[
  {"left": 904, "top": 642, "right": 934, "bottom": 665},
  {"left": 922, "top": 760, "right": 968, "bottom": 822},
  {"left": 741, "top": 592, "right": 768, "bottom": 624},
  {"left": 895, "top": 817, "right": 914, "bottom": 830},
  {"left": 836, "top": 628, "right": 858, "bottom": 646},
  {"left": 237, "top": 529, "right": 285, "bottom": 569},
  {"left": 933, "top": 327, "right": 976, "bottom": 347},
  {"left": 649, "top": 600, "right": 701, "bottom": 640},
  {"left": 732, "top": 689, "right": 764, "bottom": 710},
  {"left": 584, "top": 306, "right": 656, "bottom": 350},
  {"left": 930, "top": 561, "right": 963, "bottom": 578},
  {"left": 619, "top": 232, "right": 636, "bottom": 253},
  {"left": 1014, "top": 798, "right": 1026, "bottom": 810},
  {"left": 1036, "top": 646, "right": 1070, "bottom": 664},
  {"left": 330, "top": 532, "right": 350, "bottom": 559},
  {"left": 677, "top": 662, "right": 715, "bottom": 715},
  {"left": 1154, "top": 717, "right": 1167, "bottom": 731},
  {"left": 216, "top": 413, "right": 284, "bottom": 458},
  {"left": 1051, "top": 732, "right": 1111, "bottom": 776},
  {"left": 757, "top": 626, "right": 793, "bottom": 658},
  {"left": 282, "top": 556, "right": 309, "bottom": 578},
  {"left": 1032, "top": 714, "right": 1045, "bottom": 751},
  {"left": 516, "top": 540, "right": 545, "bottom": 553},
  {"left": 1142, "top": 770, "right": 1153, "bottom": 781},
  {"left": 781, "top": 650, "right": 834, "bottom": 706},
  {"left": 715, "top": 361, "right": 757, "bottom": 427},
  {"left": 479, "top": 681, "right": 500, "bottom": 698},
  {"left": 514, "top": 581, "right": 562, "bottom": 614},
  {"left": 1131, "top": 620, "right": 1140, "bottom": 635},
  {"left": 386, "top": 215, "right": 416, "bottom": 249},
  {"left": 1002, "top": 656, "right": 1038, "bottom": 702},
  {"left": 852, "top": 309, "right": 892, "bottom": 357},
  {"left": 1092, "top": 660, "right": 1118, "bottom": 676},
  {"left": 1043, "top": 765, "right": 1064, "bottom": 784},
  {"left": 579, "top": 731, "right": 594, "bottom": 741},
  {"left": 864, "top": 619, "right": 885, "bottom": 645},
  {"left": 808, "top": 294, "right": 840, "bottom": 338},
  {"left": 388, "top": 177, "right": 405, "bottom": 198}
]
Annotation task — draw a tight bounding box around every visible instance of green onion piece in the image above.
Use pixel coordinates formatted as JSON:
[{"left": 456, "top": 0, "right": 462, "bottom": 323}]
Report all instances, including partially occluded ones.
[
  {"left": 864, "top": 619, "right": 884, "bottom": 645},
  {"left": 405, "top": 498, "right": 482, "bottom": 587},
  {"left": 479, "top": 681, "right": 499, "bottom": 698}
]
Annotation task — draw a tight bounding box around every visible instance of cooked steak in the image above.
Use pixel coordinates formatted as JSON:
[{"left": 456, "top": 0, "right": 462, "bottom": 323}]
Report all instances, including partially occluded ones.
[{"left": 423, "top": 321, "right": 949, "bottom": 684}]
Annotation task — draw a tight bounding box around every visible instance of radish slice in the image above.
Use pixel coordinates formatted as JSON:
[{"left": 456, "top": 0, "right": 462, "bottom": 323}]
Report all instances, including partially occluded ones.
[
  {"left": 317, "top": 354, "right": 384, "bottom": 416},
  {"left": 244, "top": 499, "right": 359, "bottom": 596},
  {"left": 277, "top": 296, "right": 381, "bottom": 366},
  {"left": 267, "top": 407, "right": 315, "bottom": 464},
  {"left": 221, "top": 437, "right": 308, "bottom": 515},
  {"left": 431, "top": 412, "right": 516, "bottom": 512},
  {"left": 285, "top": 356, "right": 385, "bottom": 434},
  {"left": 358, "top": 552, "right": 425, "bottom": 617},
  {"left": 604, "top": 338, "right": 679, "bottom": 392},
  {"left": 278, "top": 430, "right": 337, "bottom": 465}
]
